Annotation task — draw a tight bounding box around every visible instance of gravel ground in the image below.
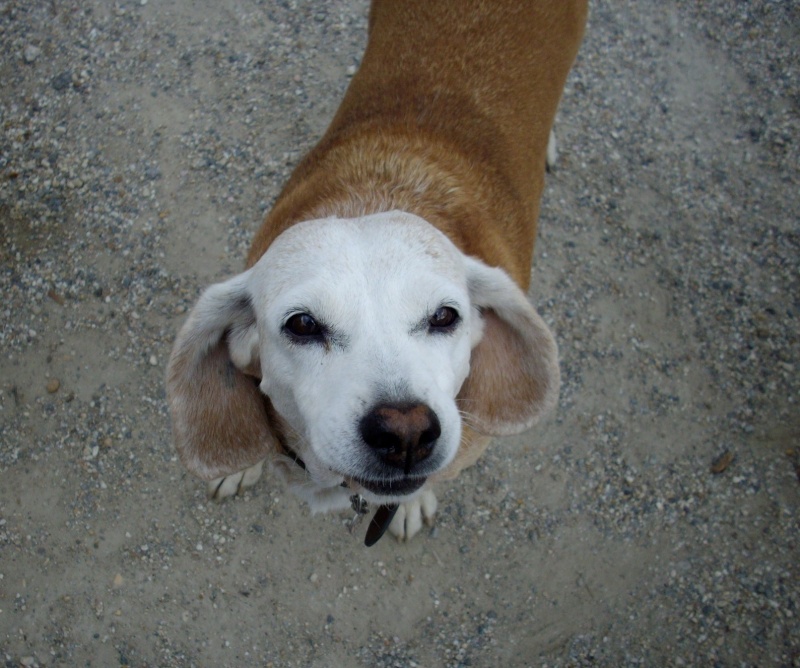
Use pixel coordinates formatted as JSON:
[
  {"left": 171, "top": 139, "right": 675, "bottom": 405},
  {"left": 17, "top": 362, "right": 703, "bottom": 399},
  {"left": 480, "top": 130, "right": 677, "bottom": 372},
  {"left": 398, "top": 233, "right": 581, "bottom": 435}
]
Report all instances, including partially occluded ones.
[{"left": 1, "top": 1, "right": 798, "bottom": 666}]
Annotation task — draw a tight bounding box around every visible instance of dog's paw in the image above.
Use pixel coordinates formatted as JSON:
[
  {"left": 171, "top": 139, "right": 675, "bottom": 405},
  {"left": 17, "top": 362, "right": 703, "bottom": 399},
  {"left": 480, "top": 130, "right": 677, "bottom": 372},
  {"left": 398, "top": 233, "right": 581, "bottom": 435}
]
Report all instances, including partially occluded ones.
[
  {"left": 388, "top": 488, "right": 438, "bottom": 541},
  {"left": 208, "top": 460, "right": 264, "bottom": 500},
  {"left": 546, "top": 128, "right": 558, "bottom": 171}
]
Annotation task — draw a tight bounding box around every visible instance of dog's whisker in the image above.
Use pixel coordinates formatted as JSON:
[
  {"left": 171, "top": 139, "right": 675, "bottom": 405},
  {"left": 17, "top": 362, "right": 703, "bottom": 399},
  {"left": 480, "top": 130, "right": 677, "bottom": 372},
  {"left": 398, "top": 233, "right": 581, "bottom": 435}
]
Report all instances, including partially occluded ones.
[{"left": 456, "top": 408, "right": 483, "bottom": 431}]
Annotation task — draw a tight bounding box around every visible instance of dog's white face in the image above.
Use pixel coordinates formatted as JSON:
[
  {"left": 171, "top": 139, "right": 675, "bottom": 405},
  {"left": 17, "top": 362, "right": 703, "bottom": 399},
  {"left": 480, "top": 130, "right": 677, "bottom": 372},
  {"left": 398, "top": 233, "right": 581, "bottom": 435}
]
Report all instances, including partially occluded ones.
[
  {"left": 168, "top": 209, "right": 559, "bottom": 510},
  {"left": 230, "top": 212, "right": 483, "bottom": 502}
]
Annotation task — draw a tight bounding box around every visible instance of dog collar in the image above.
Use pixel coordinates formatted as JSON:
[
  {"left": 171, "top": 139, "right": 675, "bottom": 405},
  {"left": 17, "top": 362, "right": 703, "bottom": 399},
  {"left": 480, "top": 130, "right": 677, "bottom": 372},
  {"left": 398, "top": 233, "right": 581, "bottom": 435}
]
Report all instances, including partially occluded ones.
[
  {"left": 279, "top": 439, "right": 310, "bottom": 473},
  {"left": 278, "top": 440, "right": 397, "bottom": 546}
]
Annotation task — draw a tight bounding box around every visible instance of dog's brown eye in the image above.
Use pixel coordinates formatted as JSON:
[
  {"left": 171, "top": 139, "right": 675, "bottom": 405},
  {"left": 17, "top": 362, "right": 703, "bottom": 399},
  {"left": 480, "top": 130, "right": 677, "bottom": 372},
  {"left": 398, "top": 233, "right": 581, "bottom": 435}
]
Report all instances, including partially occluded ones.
[
  {"left": 285, "top": 313, "right": 322, "bottom": 338},
  {"left": 429, "top": 306, "right": 459, "bottom": 331}
]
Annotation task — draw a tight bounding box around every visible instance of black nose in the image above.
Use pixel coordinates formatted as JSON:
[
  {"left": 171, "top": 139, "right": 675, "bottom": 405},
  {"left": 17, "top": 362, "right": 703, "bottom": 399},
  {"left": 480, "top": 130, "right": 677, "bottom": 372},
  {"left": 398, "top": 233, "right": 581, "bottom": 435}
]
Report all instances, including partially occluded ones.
[{"left": 359, "top": 402, "right": 441, "bottom": 474}]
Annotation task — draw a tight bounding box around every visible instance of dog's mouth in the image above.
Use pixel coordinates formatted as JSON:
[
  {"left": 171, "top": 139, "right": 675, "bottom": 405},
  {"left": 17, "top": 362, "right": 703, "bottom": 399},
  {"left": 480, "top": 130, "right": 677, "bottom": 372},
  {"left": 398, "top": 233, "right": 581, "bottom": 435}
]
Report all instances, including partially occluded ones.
[{"left": 355, "top": 476, "right": 427, "bottom": 497}]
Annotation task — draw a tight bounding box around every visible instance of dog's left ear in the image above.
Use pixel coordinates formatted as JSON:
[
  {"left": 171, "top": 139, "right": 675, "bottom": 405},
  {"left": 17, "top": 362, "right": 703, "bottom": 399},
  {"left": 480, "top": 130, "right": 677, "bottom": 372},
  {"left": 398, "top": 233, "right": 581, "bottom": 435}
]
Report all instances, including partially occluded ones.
[
  {"left": 459, "top": 258, "right": 560, "bottom": 436},
  {"left": 166, "top": 271, "right": 278, "bottom": 481}
]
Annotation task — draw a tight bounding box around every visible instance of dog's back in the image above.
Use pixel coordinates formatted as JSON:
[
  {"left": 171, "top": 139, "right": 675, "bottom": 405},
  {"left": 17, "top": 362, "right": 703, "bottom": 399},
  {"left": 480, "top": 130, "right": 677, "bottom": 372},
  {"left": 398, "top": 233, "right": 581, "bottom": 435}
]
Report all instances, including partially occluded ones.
[{"left": 249, "top": 0, "right": 588, "bottom": 288}]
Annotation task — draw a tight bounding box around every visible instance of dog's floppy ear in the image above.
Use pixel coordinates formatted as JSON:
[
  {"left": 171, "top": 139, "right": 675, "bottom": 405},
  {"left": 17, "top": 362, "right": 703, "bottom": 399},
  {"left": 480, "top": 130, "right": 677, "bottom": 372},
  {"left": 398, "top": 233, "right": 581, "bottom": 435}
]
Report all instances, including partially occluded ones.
[
  {"left": 459, "top": 258, "right": 560, "bottom": 436},
  {"left": 166, "top": 271, "right": 278, "bottom": 481}
]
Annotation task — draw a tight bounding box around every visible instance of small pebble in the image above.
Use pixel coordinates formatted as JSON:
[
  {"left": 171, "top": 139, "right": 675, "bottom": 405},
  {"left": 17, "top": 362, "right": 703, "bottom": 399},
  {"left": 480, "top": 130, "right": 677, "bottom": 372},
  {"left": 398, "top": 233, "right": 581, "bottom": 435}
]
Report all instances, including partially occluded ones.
[
  {"left": 46, "top": 378, "right": 61, "bottom": 393},
  {"left": 710, "top": 450, "right": 735, "bottom": 475},
  {"left": 23, "top": 45, "right": 41, "bottom": 63}
]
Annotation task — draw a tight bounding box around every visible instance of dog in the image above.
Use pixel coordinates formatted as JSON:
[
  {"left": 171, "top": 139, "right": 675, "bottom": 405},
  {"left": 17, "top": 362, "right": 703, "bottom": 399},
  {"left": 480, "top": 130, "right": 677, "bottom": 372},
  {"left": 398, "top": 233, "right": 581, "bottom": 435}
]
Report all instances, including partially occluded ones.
[{"left": 167, "top": 0, "right": 587, "bottom": 545}]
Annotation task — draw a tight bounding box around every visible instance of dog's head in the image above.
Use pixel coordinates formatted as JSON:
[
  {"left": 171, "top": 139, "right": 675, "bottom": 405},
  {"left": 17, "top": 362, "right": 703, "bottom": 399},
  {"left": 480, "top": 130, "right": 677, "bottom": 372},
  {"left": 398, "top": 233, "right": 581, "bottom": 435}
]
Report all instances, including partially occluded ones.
[{"left": 167, "top": 211, "right": 559, "bottom": 503}]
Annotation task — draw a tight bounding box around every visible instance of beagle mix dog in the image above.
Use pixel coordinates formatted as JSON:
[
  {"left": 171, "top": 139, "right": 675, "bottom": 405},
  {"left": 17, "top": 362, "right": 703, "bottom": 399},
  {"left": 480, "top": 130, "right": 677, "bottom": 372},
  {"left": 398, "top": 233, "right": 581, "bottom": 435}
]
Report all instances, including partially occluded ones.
[{"left": 167, "top": 0, "right": 587, "bottom": 544}]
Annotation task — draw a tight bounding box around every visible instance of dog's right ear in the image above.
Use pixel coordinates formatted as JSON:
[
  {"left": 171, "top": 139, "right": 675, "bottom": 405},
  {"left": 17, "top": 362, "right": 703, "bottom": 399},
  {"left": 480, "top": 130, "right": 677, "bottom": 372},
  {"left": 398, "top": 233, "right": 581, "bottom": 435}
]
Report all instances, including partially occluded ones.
[{"left": 166, "top": 271, "right": 277, "bottom": 481}]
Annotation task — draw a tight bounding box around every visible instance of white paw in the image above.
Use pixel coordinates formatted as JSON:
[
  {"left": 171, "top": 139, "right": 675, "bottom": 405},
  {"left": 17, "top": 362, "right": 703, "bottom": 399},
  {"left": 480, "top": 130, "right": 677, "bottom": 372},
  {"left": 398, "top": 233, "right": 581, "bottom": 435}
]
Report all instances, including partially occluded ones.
[
  {"left": 546, "top": 128, "right": 558, "bottom": 170},
  {"left": 208, "top": 460, "right": 264, "bottom": 500},
  {"left": 388, "top": 488, "right": 438, "bottom": 541}
]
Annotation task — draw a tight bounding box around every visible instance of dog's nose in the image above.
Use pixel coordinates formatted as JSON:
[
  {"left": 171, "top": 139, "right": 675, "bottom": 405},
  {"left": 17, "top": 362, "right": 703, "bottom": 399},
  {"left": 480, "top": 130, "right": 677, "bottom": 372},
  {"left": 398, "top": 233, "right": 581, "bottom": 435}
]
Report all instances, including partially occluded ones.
[{"left": 360, "top": 402, "right": 441, "bottom": 474}]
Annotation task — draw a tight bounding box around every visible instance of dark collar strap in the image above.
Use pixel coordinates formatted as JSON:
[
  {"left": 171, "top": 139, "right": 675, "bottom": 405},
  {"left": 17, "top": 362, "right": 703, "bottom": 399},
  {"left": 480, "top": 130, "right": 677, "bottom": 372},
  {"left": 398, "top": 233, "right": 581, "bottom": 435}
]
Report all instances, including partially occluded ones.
[{"left": 365, "top": 504, "right": 399, "bottom": 546}]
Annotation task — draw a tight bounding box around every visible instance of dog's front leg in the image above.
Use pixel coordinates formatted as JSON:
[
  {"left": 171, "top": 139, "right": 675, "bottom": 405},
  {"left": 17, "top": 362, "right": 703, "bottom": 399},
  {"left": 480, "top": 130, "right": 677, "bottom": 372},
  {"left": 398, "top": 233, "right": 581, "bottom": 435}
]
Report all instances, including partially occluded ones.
[
  {"left": 388, "top": 488, "right": 438, "bottom": 541},
  {"left": 208, "top": 460, "right": 265, "bottom": 500}
]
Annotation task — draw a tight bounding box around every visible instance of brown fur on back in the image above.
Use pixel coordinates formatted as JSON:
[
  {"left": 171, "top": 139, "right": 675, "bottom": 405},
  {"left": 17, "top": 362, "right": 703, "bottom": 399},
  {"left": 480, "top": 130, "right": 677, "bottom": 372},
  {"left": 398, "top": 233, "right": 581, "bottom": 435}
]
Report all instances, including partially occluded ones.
[{"left": 248, "top": 0, "right": 588, "bottom": 289}]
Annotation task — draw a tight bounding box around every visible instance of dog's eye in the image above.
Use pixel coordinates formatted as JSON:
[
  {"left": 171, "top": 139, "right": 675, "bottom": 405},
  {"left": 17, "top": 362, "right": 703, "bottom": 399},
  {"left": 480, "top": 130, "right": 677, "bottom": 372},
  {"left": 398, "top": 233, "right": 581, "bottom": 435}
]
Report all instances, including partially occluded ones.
[
  {"left": 284, "top": 313, "right": 323, "bottom": 339},
  {"left": 429, "top": 306, "right": 459, "bottom": 331}
]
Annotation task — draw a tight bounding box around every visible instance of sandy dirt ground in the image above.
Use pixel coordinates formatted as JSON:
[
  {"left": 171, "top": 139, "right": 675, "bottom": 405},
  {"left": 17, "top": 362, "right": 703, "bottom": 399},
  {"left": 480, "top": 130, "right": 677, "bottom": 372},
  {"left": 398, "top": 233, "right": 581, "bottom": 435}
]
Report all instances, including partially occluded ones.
[{"left": 1, "top": 1, "right": 798, "bottom": 666}]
